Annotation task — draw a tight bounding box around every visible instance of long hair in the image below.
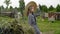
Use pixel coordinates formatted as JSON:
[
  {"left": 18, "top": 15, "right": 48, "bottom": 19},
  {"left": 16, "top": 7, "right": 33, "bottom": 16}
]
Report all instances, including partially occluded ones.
[{"left": 27, "top": 6, "right": 33, "bottom": 16}]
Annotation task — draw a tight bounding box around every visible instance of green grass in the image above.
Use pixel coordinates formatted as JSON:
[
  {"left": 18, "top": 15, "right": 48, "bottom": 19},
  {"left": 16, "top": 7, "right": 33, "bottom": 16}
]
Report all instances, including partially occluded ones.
[
  {"left": 0, "top": 16, "right": 60, "bottom": 34},
  {"left": 37, "top": 16, "right": 60, "bottom": 34},
  {"left": 21, "top": 16, "right": 60, "bottom": 34},
  {"left": 0, "top": 16, "right": 15, "bottom": 27}
]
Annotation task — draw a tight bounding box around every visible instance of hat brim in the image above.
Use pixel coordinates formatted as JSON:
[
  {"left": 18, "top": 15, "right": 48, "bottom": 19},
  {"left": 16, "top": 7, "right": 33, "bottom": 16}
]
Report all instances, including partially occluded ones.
[{"left": 25, "top": 1, "right": 37, "bottom": 12}]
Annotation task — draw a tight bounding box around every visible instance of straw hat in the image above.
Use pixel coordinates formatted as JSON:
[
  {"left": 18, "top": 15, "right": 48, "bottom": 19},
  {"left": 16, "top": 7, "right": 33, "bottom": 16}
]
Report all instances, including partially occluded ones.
[
  {"left": 25, "top": 1, "right": 37, "bottom": 12},
  {"left": 24, "top": 1, "right": 37, "bottom": 16}
]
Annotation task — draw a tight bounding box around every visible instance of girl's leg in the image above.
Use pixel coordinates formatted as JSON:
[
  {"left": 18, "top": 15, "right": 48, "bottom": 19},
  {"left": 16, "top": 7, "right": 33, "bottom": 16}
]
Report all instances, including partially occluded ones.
[{"left": 33, "top": 25, "right": 40, "bottom": 34}]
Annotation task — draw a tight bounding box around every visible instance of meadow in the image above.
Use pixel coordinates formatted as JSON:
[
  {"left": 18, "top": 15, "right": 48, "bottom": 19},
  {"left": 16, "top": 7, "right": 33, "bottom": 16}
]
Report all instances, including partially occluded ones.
[{"left": 0, "top": 16, "right": 60, "bottom": 34}]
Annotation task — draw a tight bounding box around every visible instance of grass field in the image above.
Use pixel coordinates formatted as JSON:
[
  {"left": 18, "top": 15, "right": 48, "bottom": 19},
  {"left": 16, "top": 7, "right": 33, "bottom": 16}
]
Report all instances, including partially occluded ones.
[
  {"left": 37, "top": 16, "right": 60, "bottom": 34},
  {"left": 0, "top": 16, "right": 60, "bottom": 34}
]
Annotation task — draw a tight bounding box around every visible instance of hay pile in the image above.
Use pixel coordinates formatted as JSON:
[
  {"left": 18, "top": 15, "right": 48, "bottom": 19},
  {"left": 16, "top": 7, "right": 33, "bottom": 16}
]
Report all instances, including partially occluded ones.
[{"left": 0, "top": 16, "right": 35, "bottom": 34}]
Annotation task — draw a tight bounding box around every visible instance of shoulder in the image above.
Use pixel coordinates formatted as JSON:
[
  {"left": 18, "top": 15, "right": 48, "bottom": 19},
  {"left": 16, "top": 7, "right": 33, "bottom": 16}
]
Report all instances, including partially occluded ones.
[
  {"left": 28, "top": 14, "right": 34, "bottom": 18},
  {"left": 29, "top": 14, "right": 33, "bottom": 17}
]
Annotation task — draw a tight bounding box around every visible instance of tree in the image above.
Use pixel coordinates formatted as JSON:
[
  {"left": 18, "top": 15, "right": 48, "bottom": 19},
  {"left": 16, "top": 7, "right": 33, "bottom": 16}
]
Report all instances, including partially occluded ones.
[
  {"left": 48, "top": 5, "right": 54, "bottom": 11},
  {"left": 56, "top": 4, "right": 60, "bottom": 12},
  {"left": 19, "top": 0, "right": 25, "bottom": 23},
  {"left": 10, "top": 6, "right": 13, "bottom": 9},
  {"left": 1, "top": 6, "right": 4, "bottom": 11},
  {"left": 17, "top": 8, "right": 20, "bottom": 12},
  {"left": 0, "top": 7, "right": 1, "bottom": 13},
  {"left": 19, "top": 0, "right": 25, "bottom": 17},
  {"left": 9, "top": 6, "right": 13, "bottom": 11},
  {"left": 14, "top": 7, "right": 20, "bottom": 12},
  {"left": 0, "top": 7, "right": 1, "bottom": 11},
  {"left": 39, "top": 4, "right": 42, "bottom": 10},
  {"left": 14, "top": 7, "right": 19, "bottom": 12},
  {"left": 4, "top": 0, "right": 11, "bottom": 9},
  {"left": 41, "top": 5, "right": 48, "bottom": 12}
]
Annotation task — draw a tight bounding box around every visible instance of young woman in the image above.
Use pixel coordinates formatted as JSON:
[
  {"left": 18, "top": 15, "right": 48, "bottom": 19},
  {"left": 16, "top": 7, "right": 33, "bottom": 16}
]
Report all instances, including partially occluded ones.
[{"left": 27, "top": 6, "right": 41, "bottom": 34}]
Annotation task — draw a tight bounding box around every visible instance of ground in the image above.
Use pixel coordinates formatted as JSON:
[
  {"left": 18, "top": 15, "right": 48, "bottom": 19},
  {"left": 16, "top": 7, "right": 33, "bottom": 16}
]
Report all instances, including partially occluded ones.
[
  {"left": 37, "top": 16, "right": 60, "bottom": 34},
  {"left": 0, "top": 16, "right": 60, "bottom": 34}
]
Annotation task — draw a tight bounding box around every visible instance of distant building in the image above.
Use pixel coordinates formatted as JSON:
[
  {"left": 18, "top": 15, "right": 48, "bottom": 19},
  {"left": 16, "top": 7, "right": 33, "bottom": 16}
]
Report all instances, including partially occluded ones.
[
  {"left": 55, "top": 12, "right": 60, "bottom": 20},
  {"left": 0, "top": 9, "right": 18, "bottom": 18},
  {"left": 48, "top": 12, "right": 60, "bottom": 21}
]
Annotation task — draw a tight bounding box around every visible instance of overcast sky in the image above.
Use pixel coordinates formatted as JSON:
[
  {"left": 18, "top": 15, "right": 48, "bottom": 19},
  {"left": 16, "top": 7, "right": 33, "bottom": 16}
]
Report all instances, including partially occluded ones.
[{"left": 0, "top": 0, "right": 60, "bottom": 8}]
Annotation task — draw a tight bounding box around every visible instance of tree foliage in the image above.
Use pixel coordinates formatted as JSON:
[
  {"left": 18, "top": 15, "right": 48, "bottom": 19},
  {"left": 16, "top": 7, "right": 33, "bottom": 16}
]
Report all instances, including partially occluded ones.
[
  {"left": 48, "top": 5, "right": 54, "bottom": 11},
  {"left": 39, "top": 4, "right": 42, "bottom": 10},
  {"left": 41, "top": 5, "right": 48, "bottom": 12},
  {"left": 4, "top": 0, "right": 11, "bottom": 9},
  {"left": 56, "top": 4, "right": 60, "bottom": 12},
  {"left": 10, "top": 6, "right": 13, "bottom": 9},
  {"left": 9, "top": 6, "right": 13, "bottom": 11},
  {"left": 19, "top": 0, "right": 25, "bottom": 16},
  {"left": 0, "top": 7, "right": 1, "bottom": 11},
  {"left": 0, "top": 6, "right": 4, "bottom": 11}
]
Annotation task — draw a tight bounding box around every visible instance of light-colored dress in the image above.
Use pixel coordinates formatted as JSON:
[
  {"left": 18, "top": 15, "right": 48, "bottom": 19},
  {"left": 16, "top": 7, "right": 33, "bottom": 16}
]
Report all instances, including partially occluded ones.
[
  {"left": 28, "top": 8, "right": 41, "bottom": 34},
  {"left": 28, "top": 13, "right": 40, "bottom": 34}
]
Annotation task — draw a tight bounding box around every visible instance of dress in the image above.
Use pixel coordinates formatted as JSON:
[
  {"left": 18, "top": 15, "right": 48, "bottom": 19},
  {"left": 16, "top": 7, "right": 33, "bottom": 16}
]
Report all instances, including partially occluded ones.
[{"left": 28, "top": 13, "right": 40, "bottom": 34}]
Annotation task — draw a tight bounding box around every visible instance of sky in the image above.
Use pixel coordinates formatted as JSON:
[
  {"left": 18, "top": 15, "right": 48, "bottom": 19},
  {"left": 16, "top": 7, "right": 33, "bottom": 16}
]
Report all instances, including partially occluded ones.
[{"left": 0, "top": 0, "right": 60, "bottom": 8}]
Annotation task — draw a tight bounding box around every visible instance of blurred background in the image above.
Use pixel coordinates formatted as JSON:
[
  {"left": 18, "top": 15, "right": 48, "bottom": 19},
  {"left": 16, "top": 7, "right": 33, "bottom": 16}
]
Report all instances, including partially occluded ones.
[{"left": 0, "top": 0, "right": 60, "bottom": 34}]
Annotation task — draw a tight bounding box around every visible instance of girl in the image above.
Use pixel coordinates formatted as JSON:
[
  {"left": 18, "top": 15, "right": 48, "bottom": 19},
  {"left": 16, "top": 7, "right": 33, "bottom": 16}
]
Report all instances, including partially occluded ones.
[{"left": 27, "top": 6, "right": 41, "bottom": 34}]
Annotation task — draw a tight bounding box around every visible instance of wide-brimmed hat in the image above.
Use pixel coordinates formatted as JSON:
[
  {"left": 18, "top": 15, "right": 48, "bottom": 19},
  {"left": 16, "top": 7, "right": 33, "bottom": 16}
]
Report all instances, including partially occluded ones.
[{"left": 25, "top": 1, "right": 37, "bottom": 12}]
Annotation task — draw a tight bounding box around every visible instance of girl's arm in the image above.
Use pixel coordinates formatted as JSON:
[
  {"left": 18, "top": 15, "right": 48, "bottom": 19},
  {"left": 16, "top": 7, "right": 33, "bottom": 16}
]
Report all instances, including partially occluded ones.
[{"left": 34, "top": 8, "right": 41, "bottom": 17}]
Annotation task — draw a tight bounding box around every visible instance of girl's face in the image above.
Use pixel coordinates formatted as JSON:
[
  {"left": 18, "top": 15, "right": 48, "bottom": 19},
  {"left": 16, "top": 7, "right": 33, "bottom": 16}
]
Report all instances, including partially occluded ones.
[{"left": 30, "top": 6, "right": 34, "bottom": 12}]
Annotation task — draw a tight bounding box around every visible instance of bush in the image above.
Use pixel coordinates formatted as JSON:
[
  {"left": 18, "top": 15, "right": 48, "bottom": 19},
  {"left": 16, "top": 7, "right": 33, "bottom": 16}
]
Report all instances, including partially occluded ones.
[{"left": 0, "top": 16, "right": 35, "bottom": 34}]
